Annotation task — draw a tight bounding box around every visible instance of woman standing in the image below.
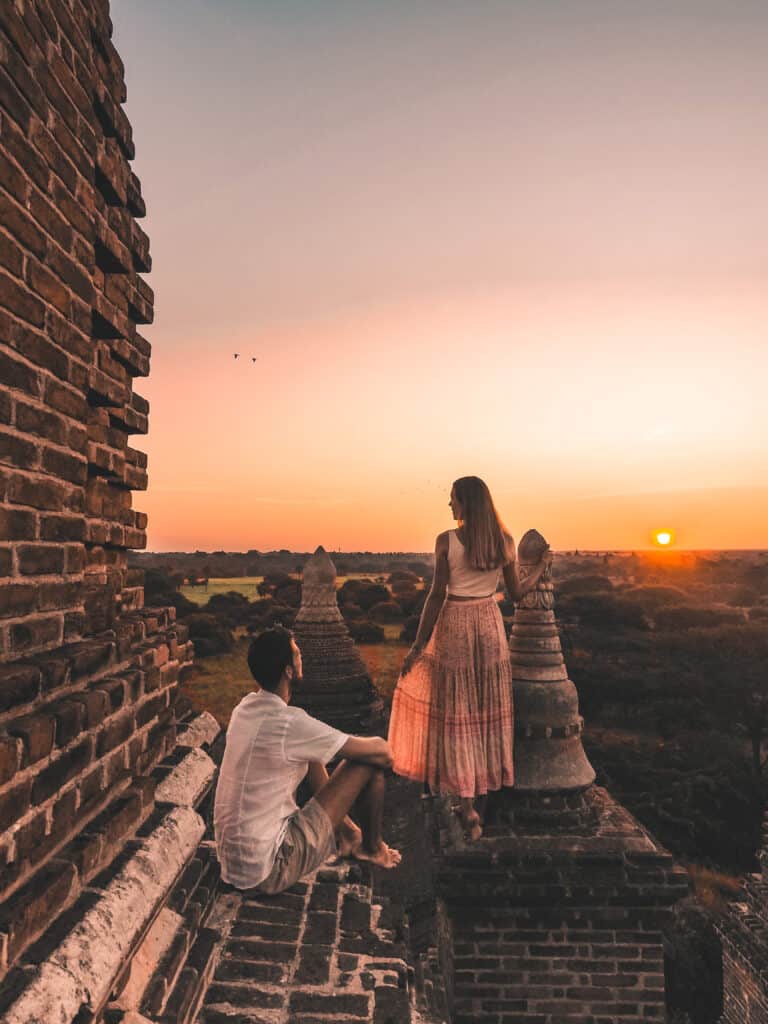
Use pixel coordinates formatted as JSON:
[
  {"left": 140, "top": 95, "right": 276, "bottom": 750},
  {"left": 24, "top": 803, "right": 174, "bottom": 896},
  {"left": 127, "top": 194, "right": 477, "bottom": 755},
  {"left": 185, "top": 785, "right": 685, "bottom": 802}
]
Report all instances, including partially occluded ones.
[{"left": 388, "top": 476, "right": 550, "bottom": 839}]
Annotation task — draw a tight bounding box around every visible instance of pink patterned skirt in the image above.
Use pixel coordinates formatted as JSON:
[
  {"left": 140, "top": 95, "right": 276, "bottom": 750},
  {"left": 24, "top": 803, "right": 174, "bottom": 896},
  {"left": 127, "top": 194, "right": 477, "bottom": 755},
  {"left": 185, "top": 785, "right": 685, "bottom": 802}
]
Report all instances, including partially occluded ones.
[{"left": 388, "top": 596, "right": 514, "bottom": 798}]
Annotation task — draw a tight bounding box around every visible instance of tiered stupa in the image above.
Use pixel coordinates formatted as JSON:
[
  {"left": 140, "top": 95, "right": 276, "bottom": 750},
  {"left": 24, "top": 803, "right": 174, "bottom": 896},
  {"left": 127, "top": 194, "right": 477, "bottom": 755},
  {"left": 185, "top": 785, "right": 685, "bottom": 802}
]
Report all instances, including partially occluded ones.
[
  {"left": 291, "top": 547, "right": 385, "bottom": 735},
  {"left": 500, "top": 527, "right": 596, "bottom": 823}
]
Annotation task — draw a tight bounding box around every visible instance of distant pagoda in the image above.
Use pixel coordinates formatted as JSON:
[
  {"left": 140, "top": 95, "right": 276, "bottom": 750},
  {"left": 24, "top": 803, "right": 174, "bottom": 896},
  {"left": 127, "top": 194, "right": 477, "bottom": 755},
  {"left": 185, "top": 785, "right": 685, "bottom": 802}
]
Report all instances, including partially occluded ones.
[{"left": 291, "top": 547, "right": 385, "bottom": 735}]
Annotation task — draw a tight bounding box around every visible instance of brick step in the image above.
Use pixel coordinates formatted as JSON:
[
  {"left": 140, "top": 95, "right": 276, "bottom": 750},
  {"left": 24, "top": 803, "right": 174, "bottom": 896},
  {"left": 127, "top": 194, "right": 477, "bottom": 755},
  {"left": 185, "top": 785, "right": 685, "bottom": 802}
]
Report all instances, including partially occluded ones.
[{"left": 192, "top": 861, "right": 412, "bottom": 1024}]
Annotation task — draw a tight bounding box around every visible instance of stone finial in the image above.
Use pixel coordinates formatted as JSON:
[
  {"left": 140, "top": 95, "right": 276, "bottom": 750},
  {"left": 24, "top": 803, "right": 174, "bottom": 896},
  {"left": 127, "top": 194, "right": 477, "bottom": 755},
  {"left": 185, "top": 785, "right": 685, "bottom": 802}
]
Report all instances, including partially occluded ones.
[
  {"left": 295, "top": 546, "right": 344, "bottom": 626},
  {"left": 509, "top": 529, "right": 595, "bottom": 793}
]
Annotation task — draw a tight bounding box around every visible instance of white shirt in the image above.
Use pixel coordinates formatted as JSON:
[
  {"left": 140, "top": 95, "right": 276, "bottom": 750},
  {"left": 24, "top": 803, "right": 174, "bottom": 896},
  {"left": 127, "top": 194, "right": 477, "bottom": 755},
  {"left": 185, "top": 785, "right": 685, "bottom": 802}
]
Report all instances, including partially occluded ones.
[{"left": 214, "top": 689, "right": 348, "bottom": 888}]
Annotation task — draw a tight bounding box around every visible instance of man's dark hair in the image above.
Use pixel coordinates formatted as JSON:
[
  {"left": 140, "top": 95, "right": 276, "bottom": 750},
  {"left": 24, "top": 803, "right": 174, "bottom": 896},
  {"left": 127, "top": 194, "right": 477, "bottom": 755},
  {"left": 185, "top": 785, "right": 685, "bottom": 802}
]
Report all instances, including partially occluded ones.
[{"left": 247, "top": 626, "right": 294, "bottom": 691}]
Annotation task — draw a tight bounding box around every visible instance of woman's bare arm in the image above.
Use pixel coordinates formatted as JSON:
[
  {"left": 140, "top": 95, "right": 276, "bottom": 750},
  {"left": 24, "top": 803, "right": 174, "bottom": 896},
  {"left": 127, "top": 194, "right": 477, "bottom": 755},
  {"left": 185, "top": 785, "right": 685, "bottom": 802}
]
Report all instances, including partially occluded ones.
[
  {"left": 401, "top": 533, "right": 449, "bottom": 675},
  {"left": 502, "top": 536, "right": 551, "bottom": 602}
]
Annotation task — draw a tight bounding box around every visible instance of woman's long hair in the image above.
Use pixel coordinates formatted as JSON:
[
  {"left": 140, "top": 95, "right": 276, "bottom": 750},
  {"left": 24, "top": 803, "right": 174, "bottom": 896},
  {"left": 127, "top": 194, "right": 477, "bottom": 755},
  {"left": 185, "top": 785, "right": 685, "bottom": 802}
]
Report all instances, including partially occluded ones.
[{"left": 452, "top": 476, "right": 511, "bottom": 570}]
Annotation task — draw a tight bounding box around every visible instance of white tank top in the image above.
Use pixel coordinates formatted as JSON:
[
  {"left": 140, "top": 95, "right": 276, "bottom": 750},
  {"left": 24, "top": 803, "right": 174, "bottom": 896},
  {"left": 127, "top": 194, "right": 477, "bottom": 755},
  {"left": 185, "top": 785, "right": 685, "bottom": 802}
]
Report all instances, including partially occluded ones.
[{"left": 446, "top": 529, "right": 502, "bottom": 597}]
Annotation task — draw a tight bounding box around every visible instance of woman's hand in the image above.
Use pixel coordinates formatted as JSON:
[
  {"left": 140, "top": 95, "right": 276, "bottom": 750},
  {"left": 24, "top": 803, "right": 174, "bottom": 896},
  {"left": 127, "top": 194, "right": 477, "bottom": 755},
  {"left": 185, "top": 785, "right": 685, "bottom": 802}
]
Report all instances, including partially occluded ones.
[{"left": 400, "top": 644, "right": 424, "bottom": 677}]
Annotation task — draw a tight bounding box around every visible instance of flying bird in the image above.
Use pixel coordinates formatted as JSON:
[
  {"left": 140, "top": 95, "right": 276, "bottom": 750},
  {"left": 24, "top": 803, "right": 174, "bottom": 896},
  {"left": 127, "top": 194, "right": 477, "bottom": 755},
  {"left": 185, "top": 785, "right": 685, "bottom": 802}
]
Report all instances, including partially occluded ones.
[
  {"left": 251, "top": 357, "right": 258, "bottom": 363},
  {"left": 233, "top": 353, "right": 239, "bottom": 359}
]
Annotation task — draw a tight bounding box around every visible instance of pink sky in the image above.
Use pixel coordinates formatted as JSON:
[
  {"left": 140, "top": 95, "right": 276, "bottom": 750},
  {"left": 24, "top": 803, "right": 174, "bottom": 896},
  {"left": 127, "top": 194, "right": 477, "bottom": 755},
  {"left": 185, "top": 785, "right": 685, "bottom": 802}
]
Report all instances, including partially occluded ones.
[{"left": 112, "top": 1, "right": 768, "bottom": 551}]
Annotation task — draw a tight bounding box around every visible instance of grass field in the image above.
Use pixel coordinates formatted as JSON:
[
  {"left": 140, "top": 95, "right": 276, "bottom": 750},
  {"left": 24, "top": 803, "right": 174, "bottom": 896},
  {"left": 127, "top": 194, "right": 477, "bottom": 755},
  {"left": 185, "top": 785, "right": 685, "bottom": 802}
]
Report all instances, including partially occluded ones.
[
  {"left": 180, "top": 574, "right": 389, "bottom": 606},
  {"left": 182, "top": 635, "right": 409, "bottom": 726}
]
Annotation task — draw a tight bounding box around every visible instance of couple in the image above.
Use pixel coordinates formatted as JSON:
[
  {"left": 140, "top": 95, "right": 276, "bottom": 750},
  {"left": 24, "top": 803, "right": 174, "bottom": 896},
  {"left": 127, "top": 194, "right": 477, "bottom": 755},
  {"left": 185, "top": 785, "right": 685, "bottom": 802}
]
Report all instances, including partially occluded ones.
[{"left": 214, "top": 475, "right": 550, "bottom": 894}]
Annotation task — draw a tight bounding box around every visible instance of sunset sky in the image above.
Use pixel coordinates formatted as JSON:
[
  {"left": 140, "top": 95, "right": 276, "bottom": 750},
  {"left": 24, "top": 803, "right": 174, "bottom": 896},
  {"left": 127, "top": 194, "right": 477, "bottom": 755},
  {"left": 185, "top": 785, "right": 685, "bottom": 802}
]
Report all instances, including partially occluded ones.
[{"left": 112, "top": 1, "right": 767, "bottom": 553}]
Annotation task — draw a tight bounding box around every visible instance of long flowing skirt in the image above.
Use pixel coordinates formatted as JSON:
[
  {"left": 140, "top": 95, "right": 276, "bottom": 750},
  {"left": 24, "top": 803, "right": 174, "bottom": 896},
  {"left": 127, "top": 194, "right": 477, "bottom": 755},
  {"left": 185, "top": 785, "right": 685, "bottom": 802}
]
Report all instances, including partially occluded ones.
[{"left": 388, "top": 596, "right": 514, "bottom": 798}]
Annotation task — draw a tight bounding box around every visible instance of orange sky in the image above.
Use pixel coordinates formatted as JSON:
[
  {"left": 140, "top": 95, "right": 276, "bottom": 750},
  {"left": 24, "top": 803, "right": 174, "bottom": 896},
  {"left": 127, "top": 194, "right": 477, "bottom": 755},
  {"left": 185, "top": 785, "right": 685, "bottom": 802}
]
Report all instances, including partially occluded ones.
[{"left": 113, "top": 2, "right": 768, "bottom": 552}]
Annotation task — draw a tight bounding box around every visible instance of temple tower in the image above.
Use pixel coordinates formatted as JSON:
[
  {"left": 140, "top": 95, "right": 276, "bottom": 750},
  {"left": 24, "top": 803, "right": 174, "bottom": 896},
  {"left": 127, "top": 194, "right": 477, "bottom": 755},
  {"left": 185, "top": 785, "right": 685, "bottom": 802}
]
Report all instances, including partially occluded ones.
[
  {"left": 433, "top": 530, "right": 690, "bottom": 1024},
  {"left": 291, "top": 547, "right": 385, "bottom": 735}
]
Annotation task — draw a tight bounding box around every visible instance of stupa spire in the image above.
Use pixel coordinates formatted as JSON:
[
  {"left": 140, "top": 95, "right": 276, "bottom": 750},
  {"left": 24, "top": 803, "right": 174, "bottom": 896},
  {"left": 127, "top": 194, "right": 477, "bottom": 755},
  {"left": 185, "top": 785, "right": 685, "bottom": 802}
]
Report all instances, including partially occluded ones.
[
  {"left": 509, "top": 528, "right": 595, "bottom": 792},
  {"left": 291, "top": 547, "right": 385, "bottom": 735}
]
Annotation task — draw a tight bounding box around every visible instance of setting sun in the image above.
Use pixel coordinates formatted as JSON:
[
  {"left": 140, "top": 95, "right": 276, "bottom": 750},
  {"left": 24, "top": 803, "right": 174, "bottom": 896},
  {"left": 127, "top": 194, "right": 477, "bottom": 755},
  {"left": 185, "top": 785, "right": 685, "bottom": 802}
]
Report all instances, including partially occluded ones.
[{"left": 654, "top": 530, "right": 674, "bottom": 547}]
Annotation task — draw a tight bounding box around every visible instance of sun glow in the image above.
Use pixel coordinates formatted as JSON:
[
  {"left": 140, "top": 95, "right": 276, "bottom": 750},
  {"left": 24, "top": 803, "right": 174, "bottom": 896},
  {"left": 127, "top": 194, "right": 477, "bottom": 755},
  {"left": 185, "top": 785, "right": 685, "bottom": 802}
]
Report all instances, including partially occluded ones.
[{"left": 654, "top": 530, "right": 674, "bottom": 547}]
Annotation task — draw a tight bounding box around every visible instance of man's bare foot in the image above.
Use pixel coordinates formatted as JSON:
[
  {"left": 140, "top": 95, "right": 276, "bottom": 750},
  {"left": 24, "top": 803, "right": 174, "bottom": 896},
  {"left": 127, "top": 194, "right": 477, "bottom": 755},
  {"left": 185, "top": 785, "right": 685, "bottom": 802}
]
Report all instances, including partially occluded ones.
[
  {"left": 353, "top": 842, "right": 402, "bottom": 869},
  {"left": 336, "top": 821, "right": 363, "bottom": 858}
]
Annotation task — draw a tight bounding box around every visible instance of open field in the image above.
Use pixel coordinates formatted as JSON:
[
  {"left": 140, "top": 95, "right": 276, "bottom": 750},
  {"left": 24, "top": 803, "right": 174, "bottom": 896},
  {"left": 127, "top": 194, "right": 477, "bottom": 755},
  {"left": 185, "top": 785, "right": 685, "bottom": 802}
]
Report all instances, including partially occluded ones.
[
  {"left": 180, "top": 574, "right": 390, "bottom": 606},
  {"left": 182, "top": 635, "right": 409, "bottom": 725}
]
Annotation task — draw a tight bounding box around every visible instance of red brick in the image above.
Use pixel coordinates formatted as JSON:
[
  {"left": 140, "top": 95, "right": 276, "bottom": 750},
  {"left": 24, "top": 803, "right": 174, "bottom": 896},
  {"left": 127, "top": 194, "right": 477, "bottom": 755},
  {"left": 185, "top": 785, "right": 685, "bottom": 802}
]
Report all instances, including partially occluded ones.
[
  {"left": 49, "top": 698, "right": 86, "bottom": 746},
  {"left": 8, "top": 326, "right": 70, "bottom": 381},
  {"left": 41, "top": 445, "right": 87, "bottom": 484},
  {"left": 97, "top": 709, "right": 135, "bottom": 756},
  {"left": 0, "top": 193, "right": 47, "bottom": 260},
  {"left": 0, "top": 777, "right": 32, "bottom": 832},
  {"left": 0, "top": 735, "right": 23, "bottom": 785},
  {"left": 39, "top": 514, "right": 86, "bottom": 542},
  {"left": 68, "top": 687, "right": 109, "bottom": 728},
  {"left": 8, "top": 472, "right": 67, "bottom": 510},
  {"left": 0, "top": 230, "right": 24, "bottom": 277},
  {"left": 18, "top": 543, "right": 66, "bottom": 575},
  {"left": 0, "top": 583, "right": 38, "bottom": 618},
  {"left": 0, "top": 663, "right": 42, "bottom": 712},
  {"left": 7, "top": 711, "right": 56, "bottom": 764},
  {"left": 0, "top": 147, "right": 28, "bottom": 203},
  {"left": 0, "top": 506, "right": 37, "bottom": 539},
  {"left": 10, "top": 614, "right": 62, "bottom": 653},
  {"left": 31, "top": 737, "right": 91, "bottom": 804},
  {"left": 0, "top": 428, "right": 38, "bottom": 469},
  {"left": 0, "top": 860, "right": 79, "bottom": 962},
  {"left": 1, "top": 267, "right": 47, "bottom": 332},
  {"left": 44, "top": 379, "right": 86, "bottom": 420},
  {"left": 15, "top": 400, "right": 69, "bottom": 445}
]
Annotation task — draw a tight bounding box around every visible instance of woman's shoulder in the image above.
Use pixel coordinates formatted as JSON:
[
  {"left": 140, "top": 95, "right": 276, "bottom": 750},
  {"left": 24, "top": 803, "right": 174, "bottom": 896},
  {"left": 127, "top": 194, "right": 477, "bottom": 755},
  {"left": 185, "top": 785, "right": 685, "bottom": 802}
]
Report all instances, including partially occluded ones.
[{"left": 435, "top": 530, "right": 452, "bottom": 554}]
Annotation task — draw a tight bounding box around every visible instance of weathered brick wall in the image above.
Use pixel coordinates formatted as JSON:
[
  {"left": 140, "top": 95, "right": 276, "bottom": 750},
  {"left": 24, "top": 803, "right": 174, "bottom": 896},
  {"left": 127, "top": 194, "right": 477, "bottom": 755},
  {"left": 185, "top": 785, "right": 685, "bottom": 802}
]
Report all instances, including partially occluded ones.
[
  {"left": 431, "top": 787, "right": 690, "bottom": 1024},
  {"left": 0, "top": 0, "right": 192, "bottom": 980},
  {"left": 717, "top": 810, "right": 768, "bottom": 1023}
]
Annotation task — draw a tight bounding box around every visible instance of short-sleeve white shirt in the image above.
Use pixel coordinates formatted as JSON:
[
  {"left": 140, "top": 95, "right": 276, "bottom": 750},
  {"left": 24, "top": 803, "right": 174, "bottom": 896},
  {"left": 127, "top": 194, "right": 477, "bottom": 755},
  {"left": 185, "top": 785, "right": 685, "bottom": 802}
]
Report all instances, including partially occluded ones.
[{"left": 213, "top": 689, "right": 348, "bottom": 889}]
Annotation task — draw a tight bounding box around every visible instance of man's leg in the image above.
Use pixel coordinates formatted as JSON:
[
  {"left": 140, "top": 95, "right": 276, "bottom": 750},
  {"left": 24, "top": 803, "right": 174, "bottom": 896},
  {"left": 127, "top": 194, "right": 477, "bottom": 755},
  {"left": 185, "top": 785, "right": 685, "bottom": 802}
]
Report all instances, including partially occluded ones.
[{"left": 313, "top": 760, "right": 400, "bottom": 868}]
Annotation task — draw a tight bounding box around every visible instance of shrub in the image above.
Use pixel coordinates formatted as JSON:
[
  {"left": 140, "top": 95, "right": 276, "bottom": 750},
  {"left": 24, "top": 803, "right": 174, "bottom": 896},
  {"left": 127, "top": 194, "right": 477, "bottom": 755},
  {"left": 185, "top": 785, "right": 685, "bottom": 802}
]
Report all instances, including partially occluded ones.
[
  {"left": 340, "top": 602, "right": 365, "bottom": 621},
  {"left": 655, "top": 605, "right": 744, "bottom": 631},
  {"left": 355, "top": 583, "right": 391, "bottom": 611},
  {"left": 389, "top": 570, "right": 421, "bottom": 586},
  {"left": 625, "top": 585, "right": 688, "bottom": 610},
  {"left": 185, "top": 613, "right": 233, "bottom": 657},
  {"left": 369, "top": 600, "right": 404, "bottom": 623},
  {"left": 348, "top": 620, "right": 385, "bottom": 643},
  {"left": 559, "top": 593, "right": 649, "bottom": 631},
  {"left": 394, "top": 588, "right": 426, "bottom": 616},
  {"left": 556, "top": 574, "right": 614, "bottom": 595},
  {"left": 203, "top": 591, "right": 251, "bottom": 626}
]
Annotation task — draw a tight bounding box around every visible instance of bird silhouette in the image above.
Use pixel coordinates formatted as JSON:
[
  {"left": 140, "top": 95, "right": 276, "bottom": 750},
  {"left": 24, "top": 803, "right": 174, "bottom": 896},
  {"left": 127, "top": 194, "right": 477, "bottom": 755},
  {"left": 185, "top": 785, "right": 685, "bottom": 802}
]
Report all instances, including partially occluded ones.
[
  {"left": 234, "top": 353, "right": 239, "bottom": 359},
  {"left": 251, "top": 357, "right": 258, "bottom": 363}
]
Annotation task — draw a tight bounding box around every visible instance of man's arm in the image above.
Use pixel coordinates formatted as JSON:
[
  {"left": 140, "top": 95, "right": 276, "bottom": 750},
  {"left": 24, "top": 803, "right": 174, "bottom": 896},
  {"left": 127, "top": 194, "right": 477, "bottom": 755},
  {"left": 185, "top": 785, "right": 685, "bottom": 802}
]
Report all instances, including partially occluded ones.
[{"left": 339, "top": 735, "right": 393, "bottom": 768}]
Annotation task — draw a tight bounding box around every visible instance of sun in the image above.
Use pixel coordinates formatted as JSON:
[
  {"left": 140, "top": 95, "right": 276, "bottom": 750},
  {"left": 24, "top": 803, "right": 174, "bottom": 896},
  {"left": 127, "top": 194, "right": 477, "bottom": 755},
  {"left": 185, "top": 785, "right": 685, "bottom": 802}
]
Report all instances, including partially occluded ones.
[{"left": 654, "top": 529, "right": 674, "bottom": 547}]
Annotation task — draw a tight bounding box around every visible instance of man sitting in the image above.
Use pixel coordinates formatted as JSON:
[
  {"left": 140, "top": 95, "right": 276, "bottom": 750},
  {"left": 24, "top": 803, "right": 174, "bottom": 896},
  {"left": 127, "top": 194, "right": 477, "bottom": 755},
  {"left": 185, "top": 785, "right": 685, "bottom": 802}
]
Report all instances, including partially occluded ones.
[{"left": 214, "top": 626, "right": 401, "bottom": 894}]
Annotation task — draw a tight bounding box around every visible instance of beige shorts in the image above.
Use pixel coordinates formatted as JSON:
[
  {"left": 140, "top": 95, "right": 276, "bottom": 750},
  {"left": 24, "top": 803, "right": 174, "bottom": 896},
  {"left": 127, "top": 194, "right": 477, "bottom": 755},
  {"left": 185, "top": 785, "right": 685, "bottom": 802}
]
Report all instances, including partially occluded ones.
[{"left": 257, "top": 797, "right": 337, "bottom": 895}]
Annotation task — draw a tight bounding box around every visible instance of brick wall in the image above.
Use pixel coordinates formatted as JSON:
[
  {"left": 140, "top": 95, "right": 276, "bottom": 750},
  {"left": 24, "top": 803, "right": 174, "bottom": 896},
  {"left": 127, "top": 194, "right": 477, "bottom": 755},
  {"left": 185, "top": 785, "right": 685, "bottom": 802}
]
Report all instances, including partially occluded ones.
[
  {"left": 431, "top": 787, "right": 690, "bottom": 1024},
  {"left": 0, "top": 0, "right": 191, "bottom": 979},
  {"left": 717, "top": 810, "right": 768, "bottom": 1023}
]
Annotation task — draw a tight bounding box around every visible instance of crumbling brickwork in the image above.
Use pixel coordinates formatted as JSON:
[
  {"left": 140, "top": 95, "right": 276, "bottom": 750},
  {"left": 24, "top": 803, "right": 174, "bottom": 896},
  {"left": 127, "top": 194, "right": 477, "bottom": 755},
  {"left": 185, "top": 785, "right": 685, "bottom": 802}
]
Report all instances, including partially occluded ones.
[
  {"left": 0, "top": 0, "right": 194, "bottom": 990},
  {"left": 717, "top": 810, "right": 768, "bottom": 1023}
]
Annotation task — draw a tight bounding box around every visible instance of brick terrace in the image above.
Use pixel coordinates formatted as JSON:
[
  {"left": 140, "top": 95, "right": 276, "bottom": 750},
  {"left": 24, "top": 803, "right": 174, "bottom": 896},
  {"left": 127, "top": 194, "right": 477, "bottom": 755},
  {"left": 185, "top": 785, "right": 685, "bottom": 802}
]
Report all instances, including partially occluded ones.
[{"left": 198, "top": 861, "right": 412, "bottom": 1024}]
